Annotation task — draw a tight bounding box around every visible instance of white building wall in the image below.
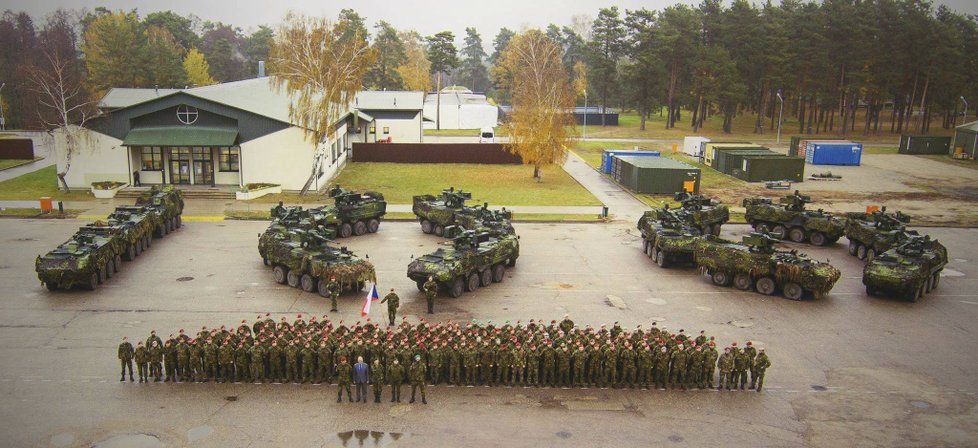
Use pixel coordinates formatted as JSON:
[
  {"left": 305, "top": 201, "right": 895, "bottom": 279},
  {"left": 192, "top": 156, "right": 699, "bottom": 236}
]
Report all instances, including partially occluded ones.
[
  {"left": 422, "top": 102, "right": 497, "bottom": 130},
  {"left": 240, "top": 125, "right": 349, "bottom": 192},
  {"left": 53, "top": 126, "right": 128, "bottom": 189},
  {"left": 373, "top": 112, "right": 421, "bottom": 143}
]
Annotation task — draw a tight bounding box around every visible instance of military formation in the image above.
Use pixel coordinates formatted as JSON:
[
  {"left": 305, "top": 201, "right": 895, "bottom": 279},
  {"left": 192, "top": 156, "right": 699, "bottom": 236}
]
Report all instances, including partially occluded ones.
[{"left": 116, "top": 314, "right": 773, "bottom": 402}]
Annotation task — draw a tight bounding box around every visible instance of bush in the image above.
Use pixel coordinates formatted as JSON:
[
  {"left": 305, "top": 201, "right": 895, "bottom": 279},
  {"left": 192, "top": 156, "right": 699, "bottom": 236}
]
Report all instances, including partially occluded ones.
[
  {"left": 242, "top": 183, "right": 280, "bottom": 192},
  {"left": 91, "top": 181, "right": 125, "bottom": 190}
]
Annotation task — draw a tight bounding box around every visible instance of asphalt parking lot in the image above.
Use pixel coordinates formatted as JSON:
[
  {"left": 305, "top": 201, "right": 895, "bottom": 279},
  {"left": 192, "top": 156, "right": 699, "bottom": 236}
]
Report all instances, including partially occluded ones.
[{"left": 0, "top": 219, "right": 976, "bottom": 447}]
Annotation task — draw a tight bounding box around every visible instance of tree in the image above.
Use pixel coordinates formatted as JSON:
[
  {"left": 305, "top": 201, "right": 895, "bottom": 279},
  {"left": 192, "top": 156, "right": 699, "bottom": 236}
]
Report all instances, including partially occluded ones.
[
  {"left": 183, "top": 48, "right": 216, "bottom": 86},
  {"left": 268, "top": 11, "right": 375, "bottom": 194},
  {"left": 654, "top": 5, "right": 699, "bottom": 129},
  {"left": 396, "top": 31, "right": 431, "bottom": 92},
  {"left": 426, "top": 31, "right": 459, "bottom": 129},
  {"left": 585, "top": 7, "right": 626, "bottom": 126},
  {"left": 337, "top": 8, "right": 369, "bottom": 43},
  {"left": 622, "top": 8, "right": 662, "bottom": 131},
  {"left": 143, "top": 10, "right": 198, "bottom": 50},
  {"left": 244, "top": 25, "right": 274, "bottom": 76},
  {"left": 81, "top": 10, "right": 143, "bottom": 95},
  {"left": 199, "top": 23, "right": 246, "bottom": 81},
  {"left": 142, "top": 26, "right": 186, "bottom": 87},
  {"left": 365, "top": 21, "right": 406, "bottom": 90},
  {"left": 458, "top": 27, "right": 489, "bottom": 92},
  {"left": 493, "top": 30, "right": 574, "bottom": 180},
  {"left": 489, "top": 27, "right": 514, "bottom": 64}
]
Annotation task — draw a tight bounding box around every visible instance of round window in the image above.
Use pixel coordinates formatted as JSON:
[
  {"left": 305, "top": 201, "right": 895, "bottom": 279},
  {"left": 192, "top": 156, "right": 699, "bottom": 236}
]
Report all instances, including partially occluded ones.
[{"left": 176, "top": 105, "right": 199, "bottom": 125}]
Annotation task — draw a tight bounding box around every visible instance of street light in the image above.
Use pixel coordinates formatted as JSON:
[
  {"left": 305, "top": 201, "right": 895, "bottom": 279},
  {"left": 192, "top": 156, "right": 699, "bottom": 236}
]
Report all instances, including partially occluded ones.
[
  {"left": 583, "top": 89, "right": 587, "bottom": 140},
  {"left": 960, "top": 96, "right": 968, "bottom": 122},
  {"left": 776, "top": 90, "right": 784, "bottom": 145},
  {"left": 0, "top": 82, "right": 6, "bottom": 131}
]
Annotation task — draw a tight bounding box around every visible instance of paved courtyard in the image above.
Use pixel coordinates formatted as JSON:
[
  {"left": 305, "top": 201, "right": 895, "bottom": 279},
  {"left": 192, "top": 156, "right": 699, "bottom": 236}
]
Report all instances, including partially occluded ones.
[{"left": 0, "top": 219, "right": 976, "bottom": 447}]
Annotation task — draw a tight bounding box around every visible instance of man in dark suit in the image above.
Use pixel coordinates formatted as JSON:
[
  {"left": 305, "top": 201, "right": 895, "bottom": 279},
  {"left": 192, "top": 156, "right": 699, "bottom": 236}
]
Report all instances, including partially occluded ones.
[{"left": 353, "top": 356, "right": 369, "bottom": 403}]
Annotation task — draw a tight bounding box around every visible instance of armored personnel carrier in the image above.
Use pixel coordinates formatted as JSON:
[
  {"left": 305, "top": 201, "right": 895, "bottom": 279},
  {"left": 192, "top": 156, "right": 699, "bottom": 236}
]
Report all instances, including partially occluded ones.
[
  {"left": 35, "top": 231, "right": 123, "bottom": 291},
  {"left": 269, "top": 186, "right": 386, "bottom": 238},
  {"left": 412, "top": 187, "right": 476, "bottom": 236},
  {"left": 844, "top": 207, "right": 914, "bottom": 262},
  {"left": 673, "top": 192, "right": 729, "bottom": 236},
  {"left": 743, "top": 191, "right": 844, "bottom": 246},
  {"left": 863, "top": 234, "right": 948, "bottom": 302},
  {"left": 135, "top": 185, "right": 184, "bottom": 237},
  {"left": 103, "top": 206, "right": 162, "bottom": 260},
  {"left": 406, "top": 229, "right": 520, "bottom": 298},
  {"left": 693, "top": 232, "right": 841, "bottom": 300},
  {"left": 637, "top": 206, "right": 702, "bottom": 268},
  {"left": 258, "top": 228, "right": 376, "bottom": 296}
]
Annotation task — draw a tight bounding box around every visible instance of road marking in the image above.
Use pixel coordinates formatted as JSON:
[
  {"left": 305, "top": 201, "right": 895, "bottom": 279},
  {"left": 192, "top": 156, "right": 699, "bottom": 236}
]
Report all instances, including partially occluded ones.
[
  {"left": 182, "top": 216, "right": 225, "bottom": 221},
  {"left": 960, "top": 301, "right": 978, "bottom": 305}
]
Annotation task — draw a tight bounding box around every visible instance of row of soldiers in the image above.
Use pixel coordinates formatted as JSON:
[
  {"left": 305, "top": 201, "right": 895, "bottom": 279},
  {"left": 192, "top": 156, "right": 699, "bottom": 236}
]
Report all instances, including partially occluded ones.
[{"left": 116, "top": 314, "right": 772, "bottom": 392}]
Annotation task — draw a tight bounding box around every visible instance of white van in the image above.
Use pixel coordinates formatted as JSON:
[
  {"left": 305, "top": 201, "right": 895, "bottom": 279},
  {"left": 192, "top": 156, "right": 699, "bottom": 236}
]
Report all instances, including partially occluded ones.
[{"left": 480, "top": 127, "right": 494, "bottom": 143}]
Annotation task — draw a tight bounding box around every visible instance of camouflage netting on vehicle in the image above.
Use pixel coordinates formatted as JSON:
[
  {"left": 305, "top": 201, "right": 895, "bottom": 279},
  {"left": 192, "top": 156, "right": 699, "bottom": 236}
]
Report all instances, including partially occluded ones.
[
  {"left": 863, "top": 235, "right": 948, "bottom": 300},
  {"left": 406, "top": 232, "right": 520, "bottom": 285},
  {"left": 35, "top": 233, "right": 115, "bottom": 289},
  {"left": 259, "top": 228, "right": 375, "bottom": 289},
  {"left": 804, "top": 216, "right": 845, "bottom": 237}
]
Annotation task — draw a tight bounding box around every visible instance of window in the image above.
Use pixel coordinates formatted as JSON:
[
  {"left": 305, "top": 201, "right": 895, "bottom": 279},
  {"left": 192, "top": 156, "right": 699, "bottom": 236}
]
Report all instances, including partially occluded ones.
[
  {"left": 219, "top": 147, "right": 240, "bottom": 172},
  {"left": 369, "top": 126, "right": 376, "bottom": 133},
  {"left": 141, "top": 147, "right": 162, "bottom": 170},
  {"left": 383, "top": 127, "right": 390, "bottom": 134},
  {"left": 332, "top": 140, "right": 339, "bottom": 163},
  {"left": 176, "top": 105, "right": 199, "bottom": 125}
]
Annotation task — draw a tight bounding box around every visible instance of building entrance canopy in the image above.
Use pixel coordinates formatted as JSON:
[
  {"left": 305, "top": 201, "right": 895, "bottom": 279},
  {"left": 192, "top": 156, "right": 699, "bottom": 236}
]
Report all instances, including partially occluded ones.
[{"left": 121, "top": 126, "right": 238, "bottom": 147}]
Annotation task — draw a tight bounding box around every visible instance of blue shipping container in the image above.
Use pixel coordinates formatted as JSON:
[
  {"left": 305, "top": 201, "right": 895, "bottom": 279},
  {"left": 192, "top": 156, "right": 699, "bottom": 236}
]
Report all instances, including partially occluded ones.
[
  {"left": 601, "top": 149, "right": 661, "bottom": 173},
  {"left": 804, "top": 141, "right": 862, "bottom": 166}
]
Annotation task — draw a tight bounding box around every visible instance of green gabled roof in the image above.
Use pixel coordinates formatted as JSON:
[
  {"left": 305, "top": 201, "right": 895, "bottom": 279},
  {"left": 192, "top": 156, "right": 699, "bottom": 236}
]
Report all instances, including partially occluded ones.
[{"left": 121, "top": 126, "right": 238, "bottom": 147}]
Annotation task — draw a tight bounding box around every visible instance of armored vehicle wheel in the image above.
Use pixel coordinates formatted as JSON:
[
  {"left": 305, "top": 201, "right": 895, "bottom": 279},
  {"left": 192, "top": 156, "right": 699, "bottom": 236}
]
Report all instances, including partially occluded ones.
[
  {"left": 172, "top": 217, "right": 179, "bottom": 231},
  {"left": 771, "top": 225, "right": 787, "bottom": 240},
  {"left": 367, "top": 219, "right": 380, "bottom": 233},
  {"left": 300, "top": 274, "right": 316, "bottom": 292},
  {"left": 650, "top": 247, "right": 659, "bottom": 262},
  {"left": 848, "top": 240, "right": 858, "bottom": 256},
  {"left": 783, "top": 282, "right": 804, "bottom": 300},
  {"left": 416, "top": 281, "right": 426, "bottom": 292},
  {"left": 655, "top": 250, "right": 668, "bottom": 268},
  {"left": 712, "top": 225, "right": 722, "bottom": 236},
  {"left": 357, "top": 281, "right": 366, "bottom": 291},
  {"left": 701, "top": 224, "right": 712, "bottom": 236},
  {"left": 645, "top": 242, "right": 654, "bottom": 257},
  {"left": 167, "top": 219, "right": 174, "bottom": 233},
  {"left": 339, "top": 223, "right": 353, "bottom": 238},
  {"left": 273, "top": 265, "right": 288, "bottom": 284},
  {"left": 87, "top": 272, "right": 99, "bottom": 290},
  {"left": 711, "top": 271, "right": 731, "bottom": 287},
  {"left": 733, "top": 273, "right": 752, "bottom": 291},
  {"left": 507, "top": 257, "right": 517, "bottom": 267},
  {"left": 756, "top": 277, "right": 776, "bottom": 295},
  {"left": 287, "top": 271, "right": 301, "bottom": 288},
  {"left": 856, "top": 245, "right": 867, "bottom": 260},
  {"left": 466, "top": 273, "right": 480, "bottom": 292},
  {"left": 642, "top": 239, "right": 650, "bottom": 254},
  {"left": 492, "top": 264, "right": 505, "bottom": 283},
  {"left": 434, "top": 225, "right": 445, "bottom": 237},
  {"left": 98, "top": 267, "right": 108, "bottom": 284},
  {"left": 932, "top": 271, "right": 941, "bottom": 290},
  {"left": 353, "top": 221, "right": 367, "bottom": 236},
  {"left": 176, "top": 215, "right": 182, "bottom": 228},
  {"left": 788, "top": 227, "right": 806, "bottom": 243},
  {"left": 420, "top": 219, "right": 433, "bottom": 234},
  {"left": 135, "top": 239, "right": 142, "bottom": 256},
  {"left": 866, "top": 285, "right": 878, "bottom": 296},
  {"left": 910, "top": 284, "right": 924, "bottom": 302},
  {"left": 755, "top": 223, "right": 770, "bottom": 234},
  {"left": 114, "top": 255, "right": 122, "bottom": 272},
  {"left": 924, "top": 275, "right": 933, "bottom": 293},
  {"left": 125, "top": 244, "right": 136, "bottom": 261},
  {"left": 448, "top": 277, "right": 464, "bottom": 298},
  {"left": 480, "top": 269, "right": 492, "bottom": 287},
  {"left": 865, "top": 249, "right": 876, "bottom": 263},
  {"left": 318, "top": 279, "right": 330, "bottom": 298},
  {"left": 144, "top": 235, "right": 151, "bottom": 248},
  {"left": 45, "top": 281, "right": 58, "bottom": 292},
  {"left": 104, "top": 261, "right": 113, "bottom": 278},
  {"left": 262, "top": 256, "right": 269, "bottom": 266},
  {"left": 809, "top": 231, "right": 827, "bottom": 246}
]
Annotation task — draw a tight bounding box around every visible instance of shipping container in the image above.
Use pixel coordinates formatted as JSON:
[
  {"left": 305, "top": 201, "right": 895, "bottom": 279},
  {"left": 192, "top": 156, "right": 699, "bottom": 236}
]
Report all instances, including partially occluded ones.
[
  {"left": 898, "top": 135, "right": 951, "bottom": 155},
  {"left": 789, "top": 136, "right": 844, "bottom": 157},
  {"left": 729, "top": 155, "right": 805, "bottom": 182},
  {"left": 682, "top": 136, "right": 710, "bottom": 157},
  {"left": 952, "top": 121, "right": 978, "bottom": 159},
  {"left": 703, "top": 142, "right": 763, "bottom": 167},
  {"left": 712, "top": 148, "right": 776, "bottom": 172},
  {"left": 600, "top": 149, "right": 661, "bottom": 173},
  {"left": 805, "top": 141, "right": 862, "bottom": 166},
  {"left": 699, "top": 140, "right": 749, "bottom": 162},
  {"left": 612, "top": 155, "right": 700, "bottom": 194}
]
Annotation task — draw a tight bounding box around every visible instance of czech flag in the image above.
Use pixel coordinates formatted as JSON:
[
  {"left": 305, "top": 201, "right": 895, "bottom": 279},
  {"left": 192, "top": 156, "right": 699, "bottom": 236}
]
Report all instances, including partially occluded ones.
[{"left": 361, "top": 284, "right": 379, "bottom": 317}]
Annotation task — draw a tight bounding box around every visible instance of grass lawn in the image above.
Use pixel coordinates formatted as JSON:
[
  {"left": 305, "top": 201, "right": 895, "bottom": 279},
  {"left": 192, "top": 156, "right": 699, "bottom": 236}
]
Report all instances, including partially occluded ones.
[
  {"left": 330, "top": 162, "right": 600, "bottom": 206},
  {"left": 0, "top": 165, "right": 92, "bottom": 200},
  {"left": 0, "top": 207, "right": 81, "bottom": 218},
  {"left": 423, "top": 127, "right": 509, "bottom": 137},
  {"left": 0, "top": 158, "right": 41, "bottom": 170}
]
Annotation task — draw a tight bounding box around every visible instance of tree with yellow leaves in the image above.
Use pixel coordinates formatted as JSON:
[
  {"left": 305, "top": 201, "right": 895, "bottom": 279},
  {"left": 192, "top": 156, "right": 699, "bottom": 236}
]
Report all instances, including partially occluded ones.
[
  {"left": 183, "top": 48, "right": 216, "bottom": 87},
  {"left": 492, "top": 30, "right": 575, "bottom": 180},
  {"left": 396, "top": 31, "right": 431, "bottom": 92},
  {"left": 268, "top": 11, "right": 376, "bottom": 194}
]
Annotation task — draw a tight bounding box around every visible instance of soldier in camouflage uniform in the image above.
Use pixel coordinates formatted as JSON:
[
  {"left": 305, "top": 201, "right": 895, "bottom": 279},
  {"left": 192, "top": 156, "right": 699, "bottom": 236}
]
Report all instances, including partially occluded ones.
[
  {"left": 734, "top": 345, "right": 750, "bottom": 390},
  {"left": 463, "top": 343, "right": 479, "bottom": 386},
  {"left": 249, "top": 341, "right": 265, "bottom": 383},
  {"left": 409, "top": 355, "right": 428, "bottom": 404},
  {"left": 327, "top": 277, "right": 341, "bottom": 312},
  {"left": 148, "top": 341, "right": 163, "bottom": 382},
  {"left": 526, "top": 343, "right": 540, "bottom": 386},
  {"left": 118, "top": 337, "right": 134, "bottom": 382},
  {"left": 753, "top": 348, "right": 771, "bottom": 392},
  {"left": 285, "top": 340, "right": 300, "bottom": 383},
  {"left": 203, "top": 339, "right": 218, "bottom": 382},
  {"left": 619, "top": 343, "right": 637, "bottom": 388},
  {"left": 637, "top": 343, "right": 653, "bottom": 389},
  {"left": 541, "top": 342, "right": 556, "bottom": 387},
  {"left": 335, "top": 357, "right": 353, "bottom": 402},
  {"left": 689, "top": 345, "right": 705, "bottom": 389},
  {"left": 557, "top": 345, "right": 572, "bottom": 388},
  {"left": 718, "top": 347, "right": 733, "bottom": 390},
  {"left": 704, "top": 342, "right": 719, "bottom": 389},
  {"left": 234, "top": 342, "right": 250, "bottom": 382},
  {"left": 176, "top": 338, "right": 191, "bottom": 382},
  {"left": 587, "top": 342, "right": 602, "bottom": 387},
  {"left": 217, "top": 340, "right": 234, "bottom": 383},
  {"left": 448, "top": 343, "right": 462, "bottom": 385},
  {"left": 163, "top": 339, "right": 176, "bottom": 382},
  {"left": 388, "top": 358, "right": 405, "bottom": 402},
  {"left": 423, "top": 276, "right": 437, "bottom": 314},
  {"left": 380, "top": 289, "right": 400, "bottom": 326},
  {"left": 601, "top": 344, "right": 616, "bottom": 389},
  {"left": 300, "top": 342, "right": 316, "bottom": 383},
  {"left": 670, "top": 344, "right": 688, "bottom": 390},
  {"left": 134, "top": 341, "right": 148, "bottom": 383},
  {"left": 316, "top": 341, "right": 331, "bottom": 384},
  {"left": 267, "top": 341, "right": 282, "bottom": 382},
  {"left": 496, "top": 344, "right": 511, "bottom": 386},
  {"left": 744, "top": 341, "right": 758, "bottom": 389},
  {"left": 371, "top": 359, "right": 385, "bottom": 403},
  {"left": 572, "top": 343, "right": 587, "bottom": 387}
]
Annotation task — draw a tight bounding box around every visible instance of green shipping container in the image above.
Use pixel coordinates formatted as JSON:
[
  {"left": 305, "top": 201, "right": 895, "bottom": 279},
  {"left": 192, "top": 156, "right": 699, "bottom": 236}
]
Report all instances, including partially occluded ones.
[
  {"left": 898, "top": 135, "right": 951, "bottom": 155},
  {"left": 704, "top": 143, "right": 763, "bottom": 167},
  {"left": 714, "top": 148, "right": 776, "bottom": 173},
  {"left": 612, "top": 155, "right": 701, "bottom": 194},
  {"left": 789, "top": 136, "right": 844, "bottom": 157},
  {"left": 729, "top": 155, "right": 805, "bottom": 182}
]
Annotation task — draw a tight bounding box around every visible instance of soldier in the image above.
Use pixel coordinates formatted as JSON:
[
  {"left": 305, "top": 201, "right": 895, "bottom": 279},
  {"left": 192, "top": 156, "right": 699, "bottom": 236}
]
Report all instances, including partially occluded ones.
[
  {"left": 572, "top": 344, "right": 587, "bottom": 387},
  {"left": 218, "top": 340, "right": 234, "bottom": 383},
  {"left": 512, "top": 343, "right": 526, "bottom": 386},
  {"left": 163, "top": 339, "right": 177, "bottom": 382},
  {"left": 496, "top": 344, "right": 511, "bottom": 386},
  {"left": 327, "top": 276, "right": 341, "bottom": 312},
  {"left": 637, "top": 343, "right": 653, "bottom": 389},
  {"left": 146, "top": 330, "right": 162, "bottom": 350},
  {"left": 284, "top": 340, "right": 300, "bottom": 383},
  {"left": 526, "top": 343, "right": 540, "bottom": 387},
  {"left": 753, "top": 348, "right": 771, "bottom": 392},
  {"left": 670, "top": 344, "right": 688, "bottom": 390},
  {"left": 541, "top": 343, "right": 556, "bottom": 387},
  {"left": 744, "top": 341, "right": 758, "bottom": 389},
  {"left": 653, "top": 346, "right": 670, "bottom": 389},
  {"left": 336, "top": 357, "right": 353, "bottom": 403},
  {"left": 704, "top": 342, "right": 719, "bottom": 389},
  {"left": 601, "top": 344, "right": 616, "bottom": 389},
  {"left": 371, "top": 359, "right": 385, "bottom": 403},
  {"left": 300, "top": 342, "right": 315, "bottom": 383},
  {"left": 234, "top": 342, "right": 250, "bottom": 382},
  {"left": 429, "top": 342, "right": 444, "bottom": 385},
  {"left": 587, "top": 342, "right": 602, "bottom": 387},
  {"left": 448, "top": 343, "right": 462, "bottom": 386},
  {"left": 380, "top": 288, "right": 400, "bottom": 326},
  {"left": 316, "top": 341, "right": 331, "bottom": 384},
  {"left": 423, "top": 276, "right": 437, "bottom": 314},
  {"left": 619, "top": 343, "right": 637, "bottom": 388},
  {"left": 191, "top": 338, "right": 205, "bottom": 382},
  {"left": 463, "top": 343, "right": 479, "bottom": 386},
  {"left": 409, "top": 355, "right": 428, "bottom": 404},
  {"left": 267, "top": 341, "right": 283, "bottom": 382},
  {"left": 204, "top": 339, "right": 218, "bottom": 382},
  {"left": 718, "top": 347, "right": 733, "bottom": 391},
  {"left": 689, "top": 345, "right": 705, "bottom": 389},
  {"left": 388, "top": 358, "right": 404, "bottom": 402},
  {"left": 176, "top": 338, "right": 191, "bottom": 382},
  {"left": 559, "top": 314, "right": 574, "bottom": 334},
  {"left": 118, "top": 337, "right": 134, "bottom": 382},
  {"left": 148, "top": 341, "right": 163, "bottom": 382},
  {"left": 249, "top": 341, "right": 265, "bottom": 383},
  {"left": 134, "top": 341, "right": 148, "bottom": 383},
  {"left": 557, "top": 345, "right": 572, "bottom": 388},
  {"left": 734, "top": 345, "right": 750, "bottom": 390}
]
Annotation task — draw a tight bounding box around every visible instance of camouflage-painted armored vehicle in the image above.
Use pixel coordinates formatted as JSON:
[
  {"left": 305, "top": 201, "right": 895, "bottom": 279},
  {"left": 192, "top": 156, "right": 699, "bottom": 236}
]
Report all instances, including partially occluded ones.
[
  {"left": 407, "top": 229, "right": 520, "bottom": 298},
  {"left": 135, "top": 185, "right": 185, "bottom": 237},
  {"left": 35, "top": 230, "right": 124, "bottom": 291},
  {"left": 863, "top": 234, "right": 948, "bottom": 302},
  {"left": 269, "top": 186, "right": 386, "bottom": 238},
  {"left": 637, "top": 206, "right": 702, "bottom": 268},
  {"left": 413, "top": 187, "right": 474, "bottom": 236},
  {"left": 103, "top": 206, "right": 162, "bottom": 260},
  {"left": 673, "top": 192, "right": 730, "bottom": 236},
  {"left": 693, "top": 232, "right": 842, "bottom": 300},
  {"left": 844, "top": 207, "right": 914, "bottom": 262},
  {"left": 258, "top": 228, "right": 375, "bottom": 296},
  {"left": 743, "top": 191, "right": 844, "bottom": 246}
]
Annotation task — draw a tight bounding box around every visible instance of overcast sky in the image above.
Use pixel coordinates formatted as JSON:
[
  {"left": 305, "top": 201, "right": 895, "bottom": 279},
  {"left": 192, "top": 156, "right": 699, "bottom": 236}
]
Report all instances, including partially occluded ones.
[{"left": 6, "top": 0, "right": 978, "bottom": 48}]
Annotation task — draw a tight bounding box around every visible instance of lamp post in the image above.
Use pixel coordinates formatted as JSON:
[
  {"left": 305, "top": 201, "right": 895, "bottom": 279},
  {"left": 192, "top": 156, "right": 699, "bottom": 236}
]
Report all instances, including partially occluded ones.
[
  {"left": 960, "top": 96, "right": 968, "bottom": 122},
  {"left": 776, "top": 90, "right": 784, "bottom": 144},
  {"left": 583, "top": 89, "right": 587, "bottom": 140},
  {"left": 0, "top": 82, "right": 6, "bottom": 131}
]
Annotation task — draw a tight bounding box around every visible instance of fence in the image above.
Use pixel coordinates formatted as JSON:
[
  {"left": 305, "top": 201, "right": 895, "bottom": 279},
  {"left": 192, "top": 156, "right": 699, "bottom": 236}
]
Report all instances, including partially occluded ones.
[
  {"left": 0, "top": 138, "right": 35, "bottom": 159},
  {"left": 351, "top": 143, "right": 523, "bottom": 164}
]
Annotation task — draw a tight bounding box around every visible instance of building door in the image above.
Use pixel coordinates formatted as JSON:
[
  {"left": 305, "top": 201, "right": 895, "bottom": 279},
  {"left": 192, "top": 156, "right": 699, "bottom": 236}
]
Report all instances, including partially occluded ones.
[
  {"left": 169, "top": 147, "right": 191, "bottom": 184},
  {"left": 192, "top": 147, "right": 214, "bottom": 185}
]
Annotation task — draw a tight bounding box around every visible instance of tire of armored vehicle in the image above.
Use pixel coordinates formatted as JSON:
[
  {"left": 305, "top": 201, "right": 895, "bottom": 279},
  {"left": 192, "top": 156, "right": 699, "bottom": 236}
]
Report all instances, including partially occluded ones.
[
  {"left": 636, "top": 209, "right": 702, "bottom": 268},
  {"left": 258, "top": 228, "right": 376, "bottom": 295},
  {"left": 406, "top": 230, "right": 519, "bottom": 298},
  {"left": 863, "top": 235, "right": 948, "bottom": 302},
  {"left": 742, "top": 195, "right": 844, "bottom": 246}
]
